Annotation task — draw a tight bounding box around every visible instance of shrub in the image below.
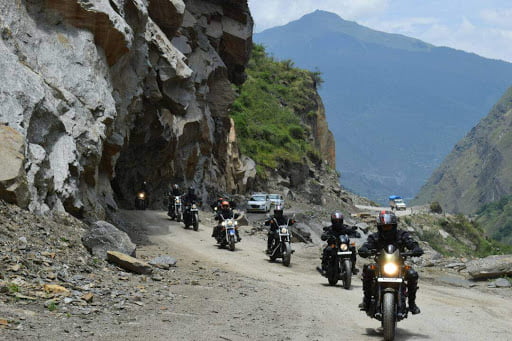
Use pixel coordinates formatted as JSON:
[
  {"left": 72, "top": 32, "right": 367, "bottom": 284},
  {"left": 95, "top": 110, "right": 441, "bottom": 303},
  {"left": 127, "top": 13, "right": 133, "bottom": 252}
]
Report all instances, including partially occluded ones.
[{"left": 430, "top": 201, "right": 443, "bottom": 213}]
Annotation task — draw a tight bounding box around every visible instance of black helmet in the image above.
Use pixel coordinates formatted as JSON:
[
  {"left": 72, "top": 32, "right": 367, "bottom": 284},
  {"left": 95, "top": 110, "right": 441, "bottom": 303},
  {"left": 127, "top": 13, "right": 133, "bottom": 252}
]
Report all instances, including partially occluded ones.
[
  {"left": 274, "top": 205, "right": 283, "bottom": 217},
  {"left": 377, "top": 210, "right": 398, "bottom": 242},
  {"left": 331, "top": 211, "right": 344, "bottom": 232},
  {"left": 188, "top": 186, "right": 194, "bottom": 195}
]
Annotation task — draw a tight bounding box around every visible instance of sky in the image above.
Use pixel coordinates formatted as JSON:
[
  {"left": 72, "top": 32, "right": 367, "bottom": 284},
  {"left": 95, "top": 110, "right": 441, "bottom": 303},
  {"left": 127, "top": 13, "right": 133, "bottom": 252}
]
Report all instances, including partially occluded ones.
[{"left": 248, "top": 0, "right": 512, "bottom": 63}]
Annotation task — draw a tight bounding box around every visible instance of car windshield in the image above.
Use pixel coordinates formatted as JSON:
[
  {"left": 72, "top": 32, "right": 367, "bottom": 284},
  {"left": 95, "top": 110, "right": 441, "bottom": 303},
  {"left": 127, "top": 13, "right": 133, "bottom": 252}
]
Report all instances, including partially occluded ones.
[
  {"left": 269, "top": 194, "right": 280, "bottom": 199},
  {"left": 395, "top": 199, "right": 404, "bottom": 204},
  {"left": 250, "top": 195, "right": 266, "bottom": 201}
]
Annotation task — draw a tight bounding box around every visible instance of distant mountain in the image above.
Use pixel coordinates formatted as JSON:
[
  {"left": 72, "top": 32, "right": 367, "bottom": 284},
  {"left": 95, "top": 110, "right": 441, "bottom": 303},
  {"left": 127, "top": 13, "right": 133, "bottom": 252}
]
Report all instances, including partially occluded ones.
[
  {"left": 254, "top": 10, "right": 512, "bottom": 203},
  {"left": 414, "top": 86, "right": 512, "bottom": 214}
]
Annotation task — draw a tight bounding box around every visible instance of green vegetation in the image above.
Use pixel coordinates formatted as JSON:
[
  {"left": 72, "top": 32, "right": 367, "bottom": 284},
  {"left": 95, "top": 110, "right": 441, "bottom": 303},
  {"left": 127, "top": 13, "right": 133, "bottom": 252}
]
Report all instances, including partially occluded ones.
[
  {"left": 401, "top": 214, "right": 512, "bottom": 257},
  {"left": 46, "top": 301, "right": 58, "bottom": 312},
  {"left": 7, "top": 283, "right": 19, "bottom": 294},
  {"left": 429, "top": 201, "right": 443, "bottom": 214},
  {"left": 476, "top": 194, "right": 512, "bottom": 245},
  {"left": 230, "top": 44, "right": 323, "bottom": 176}
]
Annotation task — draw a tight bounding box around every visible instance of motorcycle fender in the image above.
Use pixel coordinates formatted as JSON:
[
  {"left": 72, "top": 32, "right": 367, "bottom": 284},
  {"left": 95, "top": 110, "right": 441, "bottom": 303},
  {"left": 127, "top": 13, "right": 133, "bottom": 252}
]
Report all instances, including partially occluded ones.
[{"left": 382, "top": 287, "right": 397, "bottom": 294}]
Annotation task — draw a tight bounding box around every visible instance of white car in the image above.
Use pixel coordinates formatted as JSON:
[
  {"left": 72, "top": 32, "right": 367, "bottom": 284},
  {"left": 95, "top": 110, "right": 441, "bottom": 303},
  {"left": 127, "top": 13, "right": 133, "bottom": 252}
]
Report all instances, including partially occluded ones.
[
  {"left": 268, "top": 194, "right": 284, "bottom": 208},
  {"left": 246, "top": 193, "right": 271, "bottom": 212}
]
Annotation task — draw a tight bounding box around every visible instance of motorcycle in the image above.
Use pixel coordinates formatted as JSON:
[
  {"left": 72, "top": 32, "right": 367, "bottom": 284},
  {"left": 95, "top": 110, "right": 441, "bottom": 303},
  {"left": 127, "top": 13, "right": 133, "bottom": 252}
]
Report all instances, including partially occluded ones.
[
  {"left": 135, "top": 191, "right": 147, "bottom": 210},
  {"left": 363, "top": 245, "right": 416, "bottom": 341},
  {"left": 215, "top": 213, "right": 240, "bottom": 251},
  {"left": 167, "top": 195, "right": 182, "bottom": 222},
  {"left": 322, "top": 233, "right": 356, "bottom": 289},
  {"left": 183, "top": 201, "right": 199, "bottom": 231},
  {"left": 268, "top": 218, "right": 294, "bottom": 267}
]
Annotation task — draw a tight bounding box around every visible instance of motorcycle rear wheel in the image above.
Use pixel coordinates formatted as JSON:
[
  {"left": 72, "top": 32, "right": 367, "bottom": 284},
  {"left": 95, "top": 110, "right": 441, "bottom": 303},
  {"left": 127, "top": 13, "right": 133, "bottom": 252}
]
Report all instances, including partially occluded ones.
[
  {"left": 342, "top": 259, "right": 352, "bottom": 289},
  {"left": 382, "top": 292, "right": 397, "bottom": 341},
  {"left": 282, "top": 242, "right": 291, "bottom": 267},
  {"left": 176, "top": 213, "right": 181, "bottom": 222}
]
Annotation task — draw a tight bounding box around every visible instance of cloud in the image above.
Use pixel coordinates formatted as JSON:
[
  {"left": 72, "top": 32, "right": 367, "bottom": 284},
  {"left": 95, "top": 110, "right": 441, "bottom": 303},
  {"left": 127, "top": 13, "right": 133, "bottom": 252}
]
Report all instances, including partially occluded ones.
[
  {"left": 480, "top": 8, "right": 512, "bottom": 29},
  {"left": 249, "top": 0, "right": 389, "bottom": 32}
]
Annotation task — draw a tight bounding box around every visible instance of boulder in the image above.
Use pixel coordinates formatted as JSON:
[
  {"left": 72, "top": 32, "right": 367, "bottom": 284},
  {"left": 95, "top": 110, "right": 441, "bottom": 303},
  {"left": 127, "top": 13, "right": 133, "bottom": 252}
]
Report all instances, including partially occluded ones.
[
  {"left": 0, "top": 126, "right": 29, "bottom": 207},
  {"left": 82, "top": 221, "right": 136, "bottom": 260},
  {"left": 466, "top": 254, "right": 512, "bottom": 279},
  {"left": 149, "top": 256, "right": 177, "bottom": 270},
  {"left": 107, "top": 251, "right": 153, "bottom": 275},
  {"left": 494, "top": 278, "right": 511, "bottom": 288}
]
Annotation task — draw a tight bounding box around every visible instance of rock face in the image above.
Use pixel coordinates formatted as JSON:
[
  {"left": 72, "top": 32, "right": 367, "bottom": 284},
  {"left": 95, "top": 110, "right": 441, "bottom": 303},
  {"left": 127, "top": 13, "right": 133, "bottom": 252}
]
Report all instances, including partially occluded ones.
[
  {"left": 0, "top": 126, "right": 29, "bottom": 207},
  {"left": 0, "top": 0, "right": 254, "bottom": 218},
  {"left": 82, "top": 221, "right": 136, "bottom": 260}
]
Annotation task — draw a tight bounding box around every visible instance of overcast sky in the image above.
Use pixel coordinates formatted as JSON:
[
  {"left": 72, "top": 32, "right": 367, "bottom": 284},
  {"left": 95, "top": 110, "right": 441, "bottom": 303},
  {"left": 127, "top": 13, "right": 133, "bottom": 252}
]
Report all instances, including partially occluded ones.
[{"left": 248, "top": 0, "right": 512, "bottom": 63}]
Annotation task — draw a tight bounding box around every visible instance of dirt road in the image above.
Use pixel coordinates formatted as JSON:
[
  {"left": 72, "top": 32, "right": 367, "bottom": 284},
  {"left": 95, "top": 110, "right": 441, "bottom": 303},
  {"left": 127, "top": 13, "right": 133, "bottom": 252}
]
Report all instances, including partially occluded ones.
[{"left": 116, "top": 209, "right": 511, "bottom": 341}]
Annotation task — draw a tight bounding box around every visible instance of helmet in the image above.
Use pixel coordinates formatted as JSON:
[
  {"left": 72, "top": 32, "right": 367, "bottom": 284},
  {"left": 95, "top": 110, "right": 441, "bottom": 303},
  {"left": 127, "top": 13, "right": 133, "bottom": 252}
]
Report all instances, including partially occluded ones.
[
  {"left": 377, "top": 210, "right": 398, "bottom": 242},
  {"left": 221, "top": 200, "right": 230, "bottom": 209},
  {"left": 274, "top": 205, "right": 283, "bottom": 217},
  {"left": 331, "top": 211, "right": 344, "bottom": 232},
  {"left": 188, "top": 186, "right": 194, "bottom": 195},
  {"left": 173, "top": 184, "right": 179, "bottom": 190}
]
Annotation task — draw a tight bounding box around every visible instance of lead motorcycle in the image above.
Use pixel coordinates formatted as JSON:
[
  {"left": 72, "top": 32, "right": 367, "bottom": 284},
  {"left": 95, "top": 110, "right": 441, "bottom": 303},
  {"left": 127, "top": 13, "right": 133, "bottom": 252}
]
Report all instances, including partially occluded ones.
[
  {"left": 135, "top": 191, "right": 147, "bottom": 210},
  {"left": 215, "top": 213, "right": 240, "bottom": 251},
  {"left": 168, "top": 195, "right": 182, "bottom": 222},
  {"left": 183, "top": 201, "right": 199, "bottom": 231},
  {"left": 322, "top": 233, "right": 356, "bottom": 289},
  {"left": 363, "top": 245, "right": 416, "bottom": 341},
  {"left": 268, "top": 217, "right": 295, "bottom": 267}
]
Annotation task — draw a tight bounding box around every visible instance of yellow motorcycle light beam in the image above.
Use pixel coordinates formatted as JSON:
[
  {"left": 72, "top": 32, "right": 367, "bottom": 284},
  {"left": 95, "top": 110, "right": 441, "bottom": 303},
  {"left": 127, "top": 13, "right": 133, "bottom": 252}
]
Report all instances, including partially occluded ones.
[{"left": 383, "top": 262, "right": 399, "bottom": 275}]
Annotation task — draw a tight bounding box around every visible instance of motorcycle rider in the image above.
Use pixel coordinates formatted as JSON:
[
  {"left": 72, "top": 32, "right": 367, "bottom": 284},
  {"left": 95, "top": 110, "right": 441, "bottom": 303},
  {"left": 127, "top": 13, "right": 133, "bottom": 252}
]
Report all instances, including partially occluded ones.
[
  {"left": 181, "top": 186, "right": 199, "bottom": 205},
  {"left": 358, "top": 210, "right": 424, "bottom": 315},
  {"left": 265, "top": 205, "right": 294, "bottom": 254},
  {"left": 213, "top": 200, "right": 241, "bottom": 241},
  {"left": 167, "top": 184, "right": 182, "bottom": 217},
  {"left": 317, "top": 212, "right": 361, "bottom": 276}
]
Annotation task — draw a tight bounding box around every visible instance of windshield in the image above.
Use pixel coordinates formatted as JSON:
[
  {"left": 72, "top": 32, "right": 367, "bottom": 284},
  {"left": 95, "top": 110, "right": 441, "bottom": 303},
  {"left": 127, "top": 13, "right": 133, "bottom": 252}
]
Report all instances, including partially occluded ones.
[
  {"left": 269, "top": 194, "right": 280, "bottom": 199},
  {"left": 250, "top": 195, "right": 266, "bottom": 201},
  {"left": 395, "top": 199, "right": 404, "bottom": 204}
]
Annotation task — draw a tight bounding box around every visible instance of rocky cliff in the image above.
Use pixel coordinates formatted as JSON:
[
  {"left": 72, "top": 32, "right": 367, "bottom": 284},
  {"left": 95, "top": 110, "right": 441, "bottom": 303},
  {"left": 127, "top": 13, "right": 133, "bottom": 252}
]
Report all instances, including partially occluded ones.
[
  {"left": 0, "top": 0, "right": 254, "bottom": 218},
  {"left": 413, "top": 86, "right": 512, "bottom": 214}
]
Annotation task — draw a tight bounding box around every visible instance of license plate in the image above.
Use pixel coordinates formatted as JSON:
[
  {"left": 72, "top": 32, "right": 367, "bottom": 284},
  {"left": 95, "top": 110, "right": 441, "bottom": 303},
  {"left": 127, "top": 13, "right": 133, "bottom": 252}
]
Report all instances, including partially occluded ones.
[
  {"left": 377, "top": 278, "right": 403, "bottom": 283},
  {"left": 337, "top": 251, "right": 352, "bottom": 255}
]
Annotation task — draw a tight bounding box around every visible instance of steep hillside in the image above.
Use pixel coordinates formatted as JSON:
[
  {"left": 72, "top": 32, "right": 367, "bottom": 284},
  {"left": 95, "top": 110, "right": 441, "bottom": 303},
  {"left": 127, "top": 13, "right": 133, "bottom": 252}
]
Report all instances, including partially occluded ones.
[
  {"left": 414, "top": 87, "right": 512, "bottom": 215},
  {"left": 230, "top": 44, "right": 350, "bottom": 210},
  {"left": 476, "top": 194, "right": 512, "bottom": 245},
  {"left": 254, "top": 10, "right": 512, "bottom": 203},
  {"left": 0, "top": 0, "right": 253, "bottom": 218}
]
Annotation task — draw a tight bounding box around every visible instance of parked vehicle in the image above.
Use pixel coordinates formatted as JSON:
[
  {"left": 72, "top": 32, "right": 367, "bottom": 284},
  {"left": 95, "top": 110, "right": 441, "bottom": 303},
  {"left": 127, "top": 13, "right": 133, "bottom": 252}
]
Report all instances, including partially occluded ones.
[
  {"left": 135, "top": 191, "right": 147, "bottom": 210},
  {"left": 389, "top": 196, "right": 407, "bottom": 211},
  {"left": 168, "top": 195, "right": 182, "bottom": 222},
  {"left": 215, "top": 214, "right": 240, "bottom": 251},
  {"left": 183, "top": 201, "right": 199, "bottom": 231},
  {"left": 364, "top": 245, "right": 415, "bottom": 341},
  {"left": 268, "top": 216, "right": 294, "bottom": 266},
  {"left": 246, "top": 193, "right": 271, "bottom": 212},
  {"left": 268, "top": 194, "right": 285, "bottom": 208},
  {"left": 321, "top": 233, "right": 356, "bottom": 289}
]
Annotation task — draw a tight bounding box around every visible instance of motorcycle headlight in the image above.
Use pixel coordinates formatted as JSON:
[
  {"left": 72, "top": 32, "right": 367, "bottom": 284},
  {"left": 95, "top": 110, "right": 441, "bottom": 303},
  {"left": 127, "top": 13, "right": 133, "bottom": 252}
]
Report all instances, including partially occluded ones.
[
  {"left": 221, "top": 221, "right": 226, "bottom": 227},
  {"left": 340, "top": 243, "right": 348, "bottom": 251},
  {"left": 281, "top": 227, "right": 288, "bottom": 234},
  {"left": 383, "top": 262, "right": 399, "bottom": 276},
  {"left": 175, "top": 198, "right": 179, "bottom": 203},
  {"left": 138, "top": 193, "right": 145, "bottom": 199},
  {"left": 192, "top": 204, "right": 197, "bottom": 209}
]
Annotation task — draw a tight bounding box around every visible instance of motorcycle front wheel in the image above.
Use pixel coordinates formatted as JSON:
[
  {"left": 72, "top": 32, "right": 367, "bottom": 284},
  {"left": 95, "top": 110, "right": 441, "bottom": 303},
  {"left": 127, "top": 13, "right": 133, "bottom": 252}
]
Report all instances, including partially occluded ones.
[
  {"left": 269, "top": 239, "right": 278, "bottom": 261},
  {"left": 282, "top": 242, "right": 291, "bottom": 267},
  {"left": 176, "top": 212, "right": 181, "bottom": 222},
  {"left": 327, "top": 260, "right": 339, "bottom": 286},
  {"left": 193, "top": 216, "right": 198, "bottom": 231},
  {"left": 382, "top": 291, "right": 397, "bottom": 341},
  {"left": 342, "top": 259, "right": 352, "bottom": 289},
  {"left": 229, "top": 235, "right": 235, "bottom": 251}
]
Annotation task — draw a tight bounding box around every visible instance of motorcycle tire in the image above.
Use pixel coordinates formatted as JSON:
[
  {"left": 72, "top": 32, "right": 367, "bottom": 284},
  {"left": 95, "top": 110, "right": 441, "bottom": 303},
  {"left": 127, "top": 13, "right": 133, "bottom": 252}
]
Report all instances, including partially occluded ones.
[
  {"left": 229, "top": 235, "right": 235, "bottom": 251},
  {"left": 269, "top": 240, "right": 278, "bottom": 261},
  {"left": 327, "top": 261, "right": 339, "bottom": 286},
  {"left": 193, "top": 221, "right": 198, "bottom": 231},
  {"left": 342, "top": 259, "right": 352, "bottom": 289},
  {"left": 282, "top": 242, "right": 291, "bottom": 267},
  {"left": 177, "top": 213, "right": 181, "bottom": 222},
  {"left": 382, "top": 292, "right": 397, "bottom": 341}
]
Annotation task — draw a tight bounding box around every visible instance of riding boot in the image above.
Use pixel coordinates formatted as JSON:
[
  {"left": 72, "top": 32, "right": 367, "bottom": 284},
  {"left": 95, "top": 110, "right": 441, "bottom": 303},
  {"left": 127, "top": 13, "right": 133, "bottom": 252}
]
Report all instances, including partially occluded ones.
[
  {"left": 408, "top": 286, "right": 421, "bottom": 314},
  {"left": 266, "top": 237, "right": 272, "bottom": 254}
]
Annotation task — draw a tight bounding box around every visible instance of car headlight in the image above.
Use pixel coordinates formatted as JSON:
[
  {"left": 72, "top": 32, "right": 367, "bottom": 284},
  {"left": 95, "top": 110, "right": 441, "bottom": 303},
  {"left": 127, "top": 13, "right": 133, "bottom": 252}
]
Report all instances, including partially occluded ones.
[
  {"left": 281, "top": 227, "right": 288, "bottom": 234},
  {"left": 340, "top": 243, "right": 348, "bottom": 251},
  {"left": 383, "top": 262, "right": 399, "bottom": 276}
]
